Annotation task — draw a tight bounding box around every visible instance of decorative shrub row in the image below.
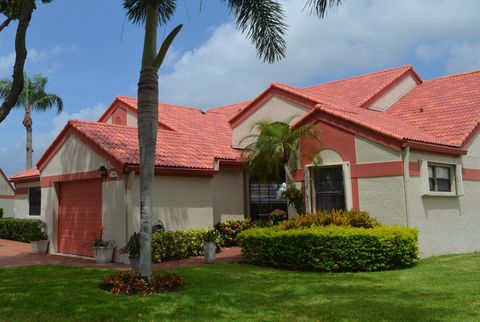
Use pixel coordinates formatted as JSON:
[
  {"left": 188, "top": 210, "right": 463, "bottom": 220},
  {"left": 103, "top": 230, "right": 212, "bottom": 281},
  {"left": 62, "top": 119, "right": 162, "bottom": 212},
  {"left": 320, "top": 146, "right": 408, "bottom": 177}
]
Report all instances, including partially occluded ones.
[
  {"left": 279, "top": 209, "right": 379, "bottom": 230},
  {"left": 0, "top": 218, "right": 47, "bottom": 242},
  {"left": 239, "top": 225, "right": 418, "bottom": 272},
  {"left": 151, "top": 228, "right": 222, "bottom": 263}
]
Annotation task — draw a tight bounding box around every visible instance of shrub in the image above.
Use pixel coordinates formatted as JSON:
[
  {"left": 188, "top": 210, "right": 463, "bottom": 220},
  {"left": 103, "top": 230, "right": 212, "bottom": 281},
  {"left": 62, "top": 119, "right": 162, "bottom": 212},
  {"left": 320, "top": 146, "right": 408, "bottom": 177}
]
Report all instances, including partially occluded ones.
[
  {"left": 151, "top": 228, "right": 222, "bottom": 263},
  {"left": 0, "top": 208, "right": 3, "bottom": 218},
  {"left": 279, "top": 209, "right": 379, "bottom": 230},
  {"left": 101, "top": 270, "right": 186, "bottom": 295},
  {"left": 0, "top": 218, "right": 47, "bottom": 242},
  {"left": 214, "top": 219, "right": 252, "bottom": 247},
  {"left": 239, "top": 225, "right": 418, "bottom": 272}
]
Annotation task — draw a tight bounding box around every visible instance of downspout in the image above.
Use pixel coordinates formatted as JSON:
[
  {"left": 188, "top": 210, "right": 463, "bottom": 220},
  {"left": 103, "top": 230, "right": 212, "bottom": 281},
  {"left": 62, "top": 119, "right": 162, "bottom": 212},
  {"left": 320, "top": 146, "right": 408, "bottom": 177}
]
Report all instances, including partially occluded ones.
[{"left": 402, "top": 146, "right": 411, "bottom": 227}]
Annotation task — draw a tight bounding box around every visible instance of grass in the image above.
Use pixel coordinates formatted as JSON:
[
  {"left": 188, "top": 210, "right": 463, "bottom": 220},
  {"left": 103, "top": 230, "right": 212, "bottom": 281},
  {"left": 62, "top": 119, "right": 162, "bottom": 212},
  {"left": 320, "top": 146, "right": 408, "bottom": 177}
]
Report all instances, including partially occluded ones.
[{"left": 1, "top": 254, "right": 480, "bottom": 322}]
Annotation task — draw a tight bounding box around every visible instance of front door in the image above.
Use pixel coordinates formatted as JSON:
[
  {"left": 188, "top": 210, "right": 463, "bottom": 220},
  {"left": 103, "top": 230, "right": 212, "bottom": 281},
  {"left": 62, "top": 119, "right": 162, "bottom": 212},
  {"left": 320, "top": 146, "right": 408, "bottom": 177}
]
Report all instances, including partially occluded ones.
[{"left": 314, "top": 166, "right": 346, "bottom": 211}]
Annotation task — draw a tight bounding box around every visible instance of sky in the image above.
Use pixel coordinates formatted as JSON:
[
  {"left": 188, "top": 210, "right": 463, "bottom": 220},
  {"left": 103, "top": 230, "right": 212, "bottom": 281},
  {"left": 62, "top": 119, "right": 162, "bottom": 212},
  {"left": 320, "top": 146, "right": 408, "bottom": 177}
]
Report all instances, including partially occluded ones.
[{"left": 0, "top": 0, "right": 479, "bottom": 177}]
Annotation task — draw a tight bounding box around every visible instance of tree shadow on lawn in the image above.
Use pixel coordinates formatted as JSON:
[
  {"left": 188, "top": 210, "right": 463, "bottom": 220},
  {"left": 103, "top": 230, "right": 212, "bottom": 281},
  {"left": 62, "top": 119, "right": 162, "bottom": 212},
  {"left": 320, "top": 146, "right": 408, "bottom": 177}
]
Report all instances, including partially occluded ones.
[{"left": 0, "top": 263, "right": 475, "bottom": 322}]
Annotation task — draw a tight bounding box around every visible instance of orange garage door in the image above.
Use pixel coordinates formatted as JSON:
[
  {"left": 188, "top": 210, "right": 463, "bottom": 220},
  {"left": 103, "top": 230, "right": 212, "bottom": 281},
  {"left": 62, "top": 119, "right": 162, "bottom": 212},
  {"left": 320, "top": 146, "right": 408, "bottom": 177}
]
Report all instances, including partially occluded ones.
[{"left": 58, "top": 179, "right": 102, "bottom": 257}]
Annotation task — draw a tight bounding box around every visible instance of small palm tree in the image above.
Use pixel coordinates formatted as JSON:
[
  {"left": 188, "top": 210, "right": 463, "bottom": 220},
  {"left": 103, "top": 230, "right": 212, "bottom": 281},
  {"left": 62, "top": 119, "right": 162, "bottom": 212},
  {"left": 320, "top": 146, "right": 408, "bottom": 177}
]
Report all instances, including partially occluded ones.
[
  {"left": 241, "top": 119, "right": 321, "bottom": 214},
  {"left": 0, "top": 74, "right": 63, "bottom": 169}
]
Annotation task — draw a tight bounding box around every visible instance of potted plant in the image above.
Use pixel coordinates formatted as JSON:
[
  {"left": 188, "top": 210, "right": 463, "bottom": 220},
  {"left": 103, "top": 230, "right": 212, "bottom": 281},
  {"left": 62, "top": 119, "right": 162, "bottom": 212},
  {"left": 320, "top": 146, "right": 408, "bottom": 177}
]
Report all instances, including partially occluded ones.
[
  {"left": 92, "top": 227, "right": 115, "bottom": 263},
  {"left": 119, "top": 232, "right": 140, "bottom": 271},
  {"left": 203, "top": 229, "right": 218, "bottom": 264},
  {"left": 31, "top": 221, "right": 49, "bottom": 254}
]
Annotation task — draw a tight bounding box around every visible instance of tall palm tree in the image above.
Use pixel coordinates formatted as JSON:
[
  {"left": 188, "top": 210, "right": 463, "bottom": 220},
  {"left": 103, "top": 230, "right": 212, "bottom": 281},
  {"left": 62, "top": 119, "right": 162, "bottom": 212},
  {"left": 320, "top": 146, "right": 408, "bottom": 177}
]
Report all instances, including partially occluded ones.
[
  {"left": 123, "top": 0, "right": 341, "bottom": 279},
  {"left": 0, "top": 74, "right": 63, "bottom": 169}
]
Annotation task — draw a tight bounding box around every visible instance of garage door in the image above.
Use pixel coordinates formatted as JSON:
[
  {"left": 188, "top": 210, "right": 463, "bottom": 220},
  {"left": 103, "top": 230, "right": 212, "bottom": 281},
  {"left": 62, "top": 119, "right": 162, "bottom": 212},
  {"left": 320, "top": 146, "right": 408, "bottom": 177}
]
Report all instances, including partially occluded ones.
[{"left": 58, "top": 179, "right": 102, "bottom": 257}]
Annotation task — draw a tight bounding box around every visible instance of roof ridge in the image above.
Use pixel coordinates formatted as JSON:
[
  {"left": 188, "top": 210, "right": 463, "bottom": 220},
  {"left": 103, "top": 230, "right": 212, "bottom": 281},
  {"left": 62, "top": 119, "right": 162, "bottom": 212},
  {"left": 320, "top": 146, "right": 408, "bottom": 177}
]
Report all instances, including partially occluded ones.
[
  {"left": 117, "top": 96, "right": 199, "bottom": 111},
  {"left": 303, "top": 65, "right": 412, "bottom": 89},
  {"left": 425, "top": 69, "right": 480, "bottom": 82},
  {"left": 209, "top": 99, "right": 253, "bottom": 111}
]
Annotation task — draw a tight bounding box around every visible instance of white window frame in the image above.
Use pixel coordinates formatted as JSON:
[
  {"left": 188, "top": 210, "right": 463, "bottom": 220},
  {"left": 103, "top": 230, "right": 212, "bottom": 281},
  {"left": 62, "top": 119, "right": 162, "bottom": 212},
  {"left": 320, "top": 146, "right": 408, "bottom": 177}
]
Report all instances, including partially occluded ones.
[
  {"left": 420, "top": 160, "right": 463, "bottom": 197},
  {"left": 304, "top": 162, "right": 352, "bottom": 213}
]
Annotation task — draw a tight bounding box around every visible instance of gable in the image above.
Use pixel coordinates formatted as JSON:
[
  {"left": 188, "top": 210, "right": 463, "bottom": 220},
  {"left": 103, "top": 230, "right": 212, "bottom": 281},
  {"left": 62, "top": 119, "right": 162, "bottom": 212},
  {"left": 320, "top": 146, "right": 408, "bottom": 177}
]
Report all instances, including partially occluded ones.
[
  {"left": 368, "top": 74, "right": 418, "bottom": 111},
  {"left": 0, "top": 170, "right": 14, "bottom": 195},
  {"left": 231, "top": 95, "right": 309, "bottom": 148},
  {"left": 41, "top": 134, "right": 112, "bottom": 177}
]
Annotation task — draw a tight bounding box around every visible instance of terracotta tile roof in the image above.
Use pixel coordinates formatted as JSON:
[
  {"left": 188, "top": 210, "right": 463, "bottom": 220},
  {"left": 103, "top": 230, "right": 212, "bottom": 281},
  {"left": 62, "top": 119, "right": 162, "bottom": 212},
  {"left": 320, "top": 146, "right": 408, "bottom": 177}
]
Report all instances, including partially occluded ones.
[
  {"left": 10, "top": 168, "right": 40, "bottom": 182},
  {"left": 387, "top": 70, "right": 480, "bottom": 147},
  {"left": 208, "top": 100, "right": 252, "bottom": 116},
  {"left": 70, "top": 114, "right": 240, "bottom": 170},
  {"left": 301, "top": 65, "right": 416, "bottom": 107}
]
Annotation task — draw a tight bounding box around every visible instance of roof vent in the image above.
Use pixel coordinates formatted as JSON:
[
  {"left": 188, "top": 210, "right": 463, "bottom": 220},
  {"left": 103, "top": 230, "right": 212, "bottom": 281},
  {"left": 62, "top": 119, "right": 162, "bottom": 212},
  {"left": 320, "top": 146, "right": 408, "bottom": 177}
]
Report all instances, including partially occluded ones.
[
  {"left": 419, "top": 107, "right": 424, "bottom": 113},
  {"left": 200, "top": 108, "right": 207, "bottom": 114}
]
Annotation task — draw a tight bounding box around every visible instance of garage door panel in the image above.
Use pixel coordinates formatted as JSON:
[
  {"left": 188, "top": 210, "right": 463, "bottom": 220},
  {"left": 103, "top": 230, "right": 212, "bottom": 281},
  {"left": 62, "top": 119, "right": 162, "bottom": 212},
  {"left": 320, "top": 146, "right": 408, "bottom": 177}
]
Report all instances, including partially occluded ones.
[{"left": 58, "top": 179, "right": 102, "bottom": 257}]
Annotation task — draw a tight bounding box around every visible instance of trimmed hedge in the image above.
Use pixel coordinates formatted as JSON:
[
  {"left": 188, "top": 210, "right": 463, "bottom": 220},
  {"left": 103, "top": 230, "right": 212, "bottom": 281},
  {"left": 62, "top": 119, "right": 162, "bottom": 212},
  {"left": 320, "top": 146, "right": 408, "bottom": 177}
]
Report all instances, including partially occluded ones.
[
  {"left": 152, "top": 228, "right": 222, "bottom": 263},
  {"left": 0, "top": 218, "right": 47, "bottom": 242},
  {"left": 239, "top": 225, "right": 418, "bottom": 272}
]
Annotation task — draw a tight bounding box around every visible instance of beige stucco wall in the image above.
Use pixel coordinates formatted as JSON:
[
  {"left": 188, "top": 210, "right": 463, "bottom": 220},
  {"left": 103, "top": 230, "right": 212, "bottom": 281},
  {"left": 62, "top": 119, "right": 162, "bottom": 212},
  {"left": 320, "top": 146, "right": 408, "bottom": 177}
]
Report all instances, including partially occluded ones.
[
  {"left": 358, "top": 176, "right": 407, "bottom": 226},
  {"left": 212, "top": 166, "right": 245, "bottom": 223},
  {"left": 406, "top": 150, "right": 480, "bottom": 257},
  {"left": 368, "top": 75, "right": 417, "bottom": 111},
  {"left": 102, "top": 180, "right": 126, "bottom": 262},
  {"left": 42, "top": 134, "right": 111, "bottom": 177},
  {"left": 0, "top": 198, "right": 14, "bottom": 217},
  {"left": 41, "top": 185, "right": 58, "bottom": 254},
  {"left": 128, "top": 175, "right": 215, "bottom": 236},
  {"left": 231, "top": 96, "right": 309, "bottom": 148},
  {"left": 355, "top": 136, "right": 401, "bottom": 163},
  {"left": 0, "top": 174, "right": 14, "bottom": 216},
  {"left": 462, "top": 132, "right": 480, "bottom": 169},
  {"left": 13, "top": 181, "right": 41, "bottom": 219},
  {"left": 126, "top": 112, "right": 137, "bottom": 127}
]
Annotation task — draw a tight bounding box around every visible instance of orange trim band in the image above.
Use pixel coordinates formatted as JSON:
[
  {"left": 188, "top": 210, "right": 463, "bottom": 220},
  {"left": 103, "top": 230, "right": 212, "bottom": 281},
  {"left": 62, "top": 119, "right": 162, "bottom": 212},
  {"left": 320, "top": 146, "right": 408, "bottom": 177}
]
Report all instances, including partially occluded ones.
[
  {"left": 462, "top": 168, "right": 480, "bottom": 181},
  {"left": 41, "top": 170, "right": 101, "bottom": 187},
  {"left": 351, "top": 161, "right": 404, "bottom": 178},
  {"left": 15, "top": 187, "right": 29, "bottom": 195},
  {"left": 0, "top": 194, "right": 15, "bottom": 199}
]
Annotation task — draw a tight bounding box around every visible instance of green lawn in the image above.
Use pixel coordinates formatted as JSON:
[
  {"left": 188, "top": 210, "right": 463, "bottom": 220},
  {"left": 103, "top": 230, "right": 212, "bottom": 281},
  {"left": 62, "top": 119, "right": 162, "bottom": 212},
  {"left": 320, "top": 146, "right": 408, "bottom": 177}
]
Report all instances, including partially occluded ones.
[{"left": 1, "top": 254, "right": 480, "bottom": 322}]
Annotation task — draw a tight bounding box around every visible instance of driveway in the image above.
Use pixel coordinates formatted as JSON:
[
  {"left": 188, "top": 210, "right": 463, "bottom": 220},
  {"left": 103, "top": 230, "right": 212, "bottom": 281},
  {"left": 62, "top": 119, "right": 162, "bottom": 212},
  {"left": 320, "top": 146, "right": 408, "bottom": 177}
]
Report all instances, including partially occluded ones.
[{"left": 0, "top": 239, "right": 242, "bottom": 269}]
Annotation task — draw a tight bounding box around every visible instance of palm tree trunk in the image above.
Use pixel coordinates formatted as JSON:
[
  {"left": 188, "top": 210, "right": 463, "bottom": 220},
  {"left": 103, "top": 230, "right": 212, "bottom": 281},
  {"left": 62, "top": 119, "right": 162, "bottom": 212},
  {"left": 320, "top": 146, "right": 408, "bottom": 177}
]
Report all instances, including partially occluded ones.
[
  {"left": 23, "top": 102, "right": 33, "bottom": 169},
  {"left": 137, "top": 67, "right": 158, "bottom": 280},
  {"left": 137, "top": 3, "right": 159, "bottom": 281},
  {"left": 283, "top": 163, "right": 295, "bottom": 186}
]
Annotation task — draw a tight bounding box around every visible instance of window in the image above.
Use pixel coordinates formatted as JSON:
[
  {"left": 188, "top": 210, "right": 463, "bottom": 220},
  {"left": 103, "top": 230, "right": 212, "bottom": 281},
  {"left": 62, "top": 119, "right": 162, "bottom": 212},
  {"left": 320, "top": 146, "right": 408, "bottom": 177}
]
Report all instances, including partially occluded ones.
[
  {"left": 249, "top": 171, "right": 288, "bottom": 220},
  {"left": 428, "top": 164, "right": 453, "bottom": 192},
  {"left": 29, "top": 187, "right": 41, "bottom": 216},
  {"left": 313, "top": 166, "right": 346, "bottom": 211}
]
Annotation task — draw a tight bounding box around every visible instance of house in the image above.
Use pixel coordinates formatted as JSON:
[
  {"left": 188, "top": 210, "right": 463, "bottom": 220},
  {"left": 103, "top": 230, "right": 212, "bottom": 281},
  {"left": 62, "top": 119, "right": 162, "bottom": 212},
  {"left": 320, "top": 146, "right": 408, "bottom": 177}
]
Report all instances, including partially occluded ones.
[
  {"left": 0, "top": 169, "right": 15, "bottom": 217},
  {"left": 9, "top": 65, "right": 480, "bottom": 260}
]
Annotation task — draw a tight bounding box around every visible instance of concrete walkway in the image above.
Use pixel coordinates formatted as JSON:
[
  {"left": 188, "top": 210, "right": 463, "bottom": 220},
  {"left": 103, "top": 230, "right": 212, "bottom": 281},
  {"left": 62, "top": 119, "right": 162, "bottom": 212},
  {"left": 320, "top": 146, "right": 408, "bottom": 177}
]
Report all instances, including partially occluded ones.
[{"left": 0, "top": 239, "right": 242, "bottom": 269}]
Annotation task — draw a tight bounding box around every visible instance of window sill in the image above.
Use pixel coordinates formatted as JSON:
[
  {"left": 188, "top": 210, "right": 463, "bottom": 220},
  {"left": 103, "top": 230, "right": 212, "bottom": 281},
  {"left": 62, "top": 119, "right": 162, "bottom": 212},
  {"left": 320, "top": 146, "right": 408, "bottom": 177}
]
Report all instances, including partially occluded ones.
[{"left": 422, "top": 192, "right": 462, "bottom": 198}]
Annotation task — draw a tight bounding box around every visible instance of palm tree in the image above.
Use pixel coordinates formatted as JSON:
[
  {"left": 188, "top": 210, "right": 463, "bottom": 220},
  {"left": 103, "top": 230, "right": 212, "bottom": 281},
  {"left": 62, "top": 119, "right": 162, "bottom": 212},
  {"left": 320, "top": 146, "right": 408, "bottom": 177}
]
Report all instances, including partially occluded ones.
[
  {"left": 241, "top": 119, "right": 321, "bottom": 214},
  {"left": 0, "top": 74, "right": 63, "bottom": 169},
  {"left": 123, "top": 0, "right": 341, "bottom": 279}
]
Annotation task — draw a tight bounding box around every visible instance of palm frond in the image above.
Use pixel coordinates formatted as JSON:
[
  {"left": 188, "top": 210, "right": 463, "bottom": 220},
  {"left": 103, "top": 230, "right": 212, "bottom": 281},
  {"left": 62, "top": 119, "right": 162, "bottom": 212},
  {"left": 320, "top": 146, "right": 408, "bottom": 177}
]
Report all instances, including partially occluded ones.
[
  {"left": 304, "top": 0, "right": 342, "bottom": 18},
  {"left": 34, "top": 93, "right": 63, "bottom": 113},
  {"left": 223, "top": 0, "right": 287, "bottom": 63},
  {"left": 123, "top": 0, "right": 176, "bottom": 26}
]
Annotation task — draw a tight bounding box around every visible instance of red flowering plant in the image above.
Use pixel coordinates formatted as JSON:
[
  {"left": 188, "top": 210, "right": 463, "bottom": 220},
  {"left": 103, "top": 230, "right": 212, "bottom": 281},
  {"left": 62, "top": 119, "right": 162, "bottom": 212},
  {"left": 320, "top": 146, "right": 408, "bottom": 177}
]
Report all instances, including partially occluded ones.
[
  {"left": 267, "top": 209, "right": 288, "bottom": 225},
  {"left": 100, "top": 270, "right": 186, "bottom": 295}
]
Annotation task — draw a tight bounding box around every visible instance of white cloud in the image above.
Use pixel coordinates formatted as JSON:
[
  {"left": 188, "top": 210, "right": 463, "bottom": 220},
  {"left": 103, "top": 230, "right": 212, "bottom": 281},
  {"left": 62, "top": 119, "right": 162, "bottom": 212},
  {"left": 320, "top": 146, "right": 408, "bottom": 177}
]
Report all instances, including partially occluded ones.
[
  {"left": 0, "top": 103, "right": 105, "bottom": 176},
  {"left": 0, "top": 52, "right": 15, "bottom": 78},
  {"left": 158, "top": 0, "right": 480, "bottom": 108}
]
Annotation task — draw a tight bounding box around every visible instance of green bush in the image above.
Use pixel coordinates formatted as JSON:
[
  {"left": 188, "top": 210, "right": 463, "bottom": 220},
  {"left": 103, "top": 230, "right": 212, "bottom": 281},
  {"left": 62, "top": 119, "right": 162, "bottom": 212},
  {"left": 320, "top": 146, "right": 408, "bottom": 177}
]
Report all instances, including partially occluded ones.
[
  {"left": 0, "top": 208, "right": 3, "bottom": 218},
  {"left": 151, "top": 228, "right": 222, "bottom": 263},
  {"left": 214, "top": 219, "right": 252, "bottom": 247},
  {"left": 0, "top": 218, "right": 47, "bottom": 242},
  {"left": 279, "top": 209, "right": 379, "bottom": 230},
  {"left": 239, "top": 225, "right": 418, "bottom": 272}
]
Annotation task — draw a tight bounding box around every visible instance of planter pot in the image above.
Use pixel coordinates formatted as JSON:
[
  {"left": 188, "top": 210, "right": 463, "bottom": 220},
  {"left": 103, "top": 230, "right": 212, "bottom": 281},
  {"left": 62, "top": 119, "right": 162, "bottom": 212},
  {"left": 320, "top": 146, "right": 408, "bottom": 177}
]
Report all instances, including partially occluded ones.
[
  {"left": 93, "top": 246, "right": 115, "bottom": 264},
  {"left": 31, "top": 240, "right": 49, "bottom": 254},
  {"left": 129, "top": 256, "right": 140, "bottom": 272},
  {"left": 204, "top": 242, "right": 216, "bottom": 264},
  {"left": 122, "top": 253, "right": 130, "bottom": 265}
]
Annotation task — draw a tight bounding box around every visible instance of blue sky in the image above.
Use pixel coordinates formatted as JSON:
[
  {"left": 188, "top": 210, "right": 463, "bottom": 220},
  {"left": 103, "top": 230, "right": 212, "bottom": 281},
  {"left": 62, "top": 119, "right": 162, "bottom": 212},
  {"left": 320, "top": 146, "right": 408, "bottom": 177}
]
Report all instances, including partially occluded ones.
[{"left": 0, "top": 0, "right": 480, "bottom": 176}]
